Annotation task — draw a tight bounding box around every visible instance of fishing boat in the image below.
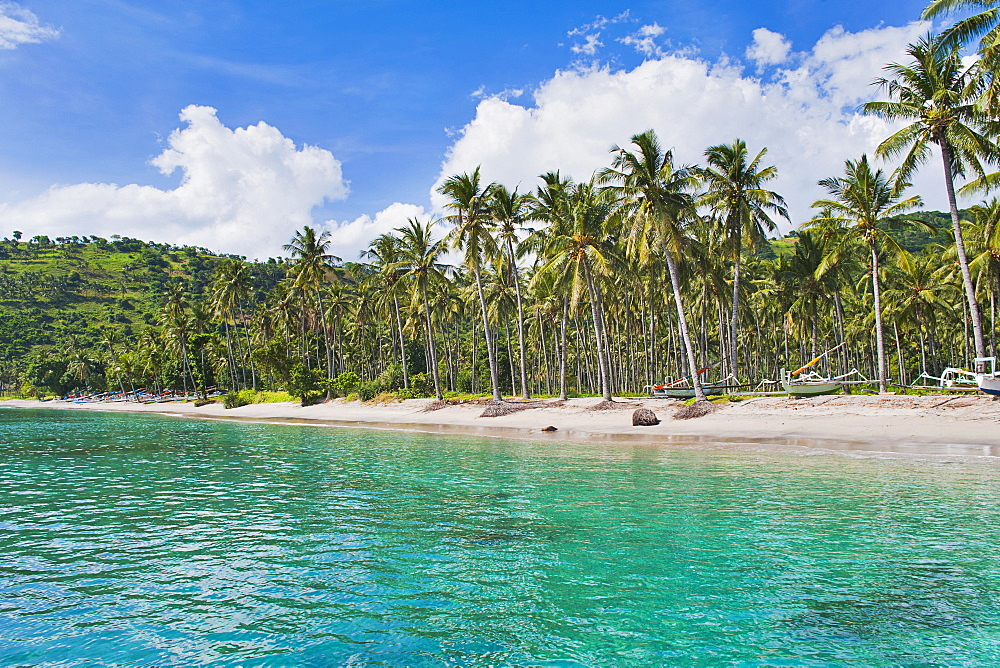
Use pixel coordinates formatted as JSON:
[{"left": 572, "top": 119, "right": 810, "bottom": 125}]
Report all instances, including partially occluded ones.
[
  {"left": 653, "top": 381, "right": 728, "bottom": 399},
  {"left": 780, "top": 369, "right": 843, "bottom": 397},
  {"left": 648, "top": 362, "right": 729, "bottom": 399},
  {"left": 907, "top": 366, "right": 980, "bottom": 391},
  {"left": 975, "top": 357, "right": 1000, "bottom": 396}
]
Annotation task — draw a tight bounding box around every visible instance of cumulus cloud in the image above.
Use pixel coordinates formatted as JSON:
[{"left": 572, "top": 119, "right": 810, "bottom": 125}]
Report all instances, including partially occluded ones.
[
  {"left": 746, "top": 27, "right": 792, "bottom": 66},
  {"left": 0, "top": 105, "right": 348, "bottom": 258},
  {"left": 0, "top": 2, "right": 58, "bottom": 49},
  {"left": 433, "top": 21, "right": 942, "bottom": 230},
  {"left": 323, "top": 202, "right": 431, "bottom": 261}
]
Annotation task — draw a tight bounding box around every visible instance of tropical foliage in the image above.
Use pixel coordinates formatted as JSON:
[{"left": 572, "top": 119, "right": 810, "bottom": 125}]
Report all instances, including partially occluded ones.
[{"left": 6, "top": 4, "right": 1000, "bottom": 402}]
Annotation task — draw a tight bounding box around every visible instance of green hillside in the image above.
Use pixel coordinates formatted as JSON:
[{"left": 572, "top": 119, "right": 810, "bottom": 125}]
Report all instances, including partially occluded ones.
[{"left": 0, "top": 234, "right": 284, "bottom": 363}]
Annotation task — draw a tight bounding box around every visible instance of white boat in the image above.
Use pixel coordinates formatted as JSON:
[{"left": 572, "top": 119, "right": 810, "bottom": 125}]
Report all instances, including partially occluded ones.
[{"left": 975, "top": 357, "right": 1000, "bottom": 396}]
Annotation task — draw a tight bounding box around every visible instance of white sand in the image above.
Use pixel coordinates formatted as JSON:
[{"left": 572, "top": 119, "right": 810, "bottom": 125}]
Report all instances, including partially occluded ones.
[{"left": 6, "top": 394, "right": 1000, "bottom": 460}]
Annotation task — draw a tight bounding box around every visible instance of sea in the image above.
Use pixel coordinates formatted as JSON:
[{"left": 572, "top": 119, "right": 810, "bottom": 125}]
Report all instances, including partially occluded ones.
[{"left": 2, "top": 408, "right": 999, "bottom": 666}]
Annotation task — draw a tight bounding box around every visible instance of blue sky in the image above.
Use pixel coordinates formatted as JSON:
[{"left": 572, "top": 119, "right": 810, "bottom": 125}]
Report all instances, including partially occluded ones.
[{"left": 0, "top": 1, "right": 951, "bottom": 258}]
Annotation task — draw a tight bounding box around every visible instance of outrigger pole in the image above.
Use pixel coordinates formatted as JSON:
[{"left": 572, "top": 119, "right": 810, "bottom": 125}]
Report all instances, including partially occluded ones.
[
  {"left": 665, "top": 360, "right": 721, "bottom": 387},
  {"left": 791, "top": 342, "right": 846, "bottom": 377}
]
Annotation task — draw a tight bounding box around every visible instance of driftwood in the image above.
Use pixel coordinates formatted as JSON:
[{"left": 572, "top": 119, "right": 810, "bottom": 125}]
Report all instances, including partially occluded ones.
[
  {"left": 541, "top": 425, "right": 558, "bottom": 432},
  {"left": 631, "top": 408, "right": 660, "bottom": 426},
  {"left": 674, "top": 400, "right": 719, "bottom": 420}
]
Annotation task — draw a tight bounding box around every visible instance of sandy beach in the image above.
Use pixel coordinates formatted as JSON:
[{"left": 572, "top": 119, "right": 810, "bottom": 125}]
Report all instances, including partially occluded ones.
[{"left": 6, "top": 394, "right": 1000, "bottom": 460}]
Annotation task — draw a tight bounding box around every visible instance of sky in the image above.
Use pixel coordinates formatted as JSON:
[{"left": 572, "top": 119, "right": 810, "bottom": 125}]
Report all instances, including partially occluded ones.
[{"left": 0, "top": 0, "right": 966, "bottom": 260}]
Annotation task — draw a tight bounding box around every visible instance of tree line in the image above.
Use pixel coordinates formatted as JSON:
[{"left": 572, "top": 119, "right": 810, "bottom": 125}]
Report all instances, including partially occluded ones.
[{"left": 10, "top": 1, "right": 1000, "bottom": 403}]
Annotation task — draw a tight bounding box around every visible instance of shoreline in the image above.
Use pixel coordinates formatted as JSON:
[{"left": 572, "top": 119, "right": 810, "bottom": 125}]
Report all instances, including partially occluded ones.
[{"left": 6, "top": 394, "right": 1000, "bottom": 461}]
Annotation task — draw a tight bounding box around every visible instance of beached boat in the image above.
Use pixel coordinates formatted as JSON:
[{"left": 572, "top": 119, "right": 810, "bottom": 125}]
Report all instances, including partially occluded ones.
[
  {"left": 780, "top": 369, "right": 842, "bottom": 396},
  {"left": 653, "top": 381, "right": 728, "bottom": 399},
  {"left": 975, "top": 357, "right": 1000, "bottom": 396}
]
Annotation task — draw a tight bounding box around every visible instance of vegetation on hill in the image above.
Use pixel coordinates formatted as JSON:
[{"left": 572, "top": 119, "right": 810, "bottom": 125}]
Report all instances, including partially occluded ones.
[{"left": 5, "top": 3, "right": 1000, "bottom": 403}]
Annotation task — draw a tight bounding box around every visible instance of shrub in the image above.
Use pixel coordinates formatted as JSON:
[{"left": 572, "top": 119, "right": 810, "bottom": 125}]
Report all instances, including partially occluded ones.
[
  {"left": 409, "top": 372, "right": 433, "bottom": 395},
  {"left": 344, "top": 392, "right": 359, "bottom": 402},
  {"left": 378, "top": 363, "right": 404, "bottom": 391},
  {"left": 371, "top": 391, "right": 403, "bottom": 404},
  {"left": 332, "top": 371, "right": 361, "bottom": 397},
  {"left": 287, "top": 362, "right": 324, "bottom": 406},
  {"left": 356, "top": 379, "right": 383, "bottom": 402},
  {"left": 223, "top": 390, "right": 252, "bottom": 409},
  {"left": 397, "top": 387, "right": 419, "bottom": 400}
]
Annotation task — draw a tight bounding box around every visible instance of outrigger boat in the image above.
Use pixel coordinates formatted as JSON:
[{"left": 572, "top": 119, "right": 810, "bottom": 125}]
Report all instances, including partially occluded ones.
[
  {"left": 907, "top": 366, "right": 980, "bottom": 392},
  {"left": 649, "top": 362, "right": 731, "bottom": 399},
  {"left": 976, "top": 357, "right": 1000, "bottom": 396},
  {"left": 777, "top": 343, "right": 875, "bottom": 397}
]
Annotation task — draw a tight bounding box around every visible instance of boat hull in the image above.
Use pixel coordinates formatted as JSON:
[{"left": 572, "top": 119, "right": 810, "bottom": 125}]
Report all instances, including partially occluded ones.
[
  {"left": 979, "top": 376, "right": 1000, "bottom": 396},
  {"left": 653, "top": 384, "right": 726, "bottom": 399},
  {"left": 782, "top": 382, "right": 841, "bottom": 397}
]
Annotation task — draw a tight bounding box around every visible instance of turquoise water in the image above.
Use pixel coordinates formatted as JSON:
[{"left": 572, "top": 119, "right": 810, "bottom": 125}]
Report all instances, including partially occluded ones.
[{"left": 2, "top": 410, "right": 1000, "bottom": 666}]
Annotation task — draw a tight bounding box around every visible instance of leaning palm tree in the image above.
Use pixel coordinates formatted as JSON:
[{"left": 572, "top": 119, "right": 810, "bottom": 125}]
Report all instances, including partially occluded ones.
[
  {"left": 863, "top": 35, "right": 992, "bottom": 360},
  {"left": 600, "top": 129, "right": 707, "bottom": 401},
  {"left": 805, "top": 155, "right": 923, "bottom": 392},
  {"left": 697, "top": 139, "right": 788, "bottom": 380},
  {"left": 284, "top": 226, "right": 341, "bottom": 390},
  {"left": 439, "top": 168, "right": 504, "bottom": 401}
]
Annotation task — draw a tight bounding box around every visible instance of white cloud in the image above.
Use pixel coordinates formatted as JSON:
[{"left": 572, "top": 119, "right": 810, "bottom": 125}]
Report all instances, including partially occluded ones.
[
  {"left": 323, "top": 202, "right": 431, "bottom": 261},
  {"left": 433, "top": 21, "right": 947, "bottom": 230},
  {"left": 0, "top": 105, "right": 348, "bottom": 258},
  {"left": 746, "top": 27, "right": 792, "bottom": 66},
  {"left": 571, "top": 33, "right": 603, "bottom": 56},
  {"left": 620, "top": 22, "right": 668, "bottom": 59},
  {"left": 0, "top": 2, "right": 58, "bottom": 49}
]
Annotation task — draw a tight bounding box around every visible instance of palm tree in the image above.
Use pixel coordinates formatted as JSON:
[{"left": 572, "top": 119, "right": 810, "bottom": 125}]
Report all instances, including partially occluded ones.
[
  {"left": 397, "top": 218, "right": 450, "bottom": 400},
  {"left": 362, "top": 234, "right": 411, "bottom": 389},
  {"left": 490, "top": 184, "right": 533, "bottom": 398},
  {"left": 439, "top": 168, "right": 504, "bottom": 401},
  {"left": 533, "top": 180, "right": 621, "bottom": 402},
  {"left": 601, "top": 129, "right": 707, "bottom": 401},
  {"left": 923, "top": 0, "right": 1000, "bottom": 98},
  {"left": 805, "top": 155, "right": 923, "bottom": 392},
  {"left": 863, "top": 35, "right": 992, "bottom": 359},
  {"left": 697, "top": 139, "right": 788, "bottom": 380},
  {"left": 284, "top": 226, "right": 341, "bottom": 390}
]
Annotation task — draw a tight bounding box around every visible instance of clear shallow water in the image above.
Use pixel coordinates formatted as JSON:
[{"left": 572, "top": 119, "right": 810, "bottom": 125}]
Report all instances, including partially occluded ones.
[{"left": 2, "top": 410, "right": 1000, "bottom": 666}]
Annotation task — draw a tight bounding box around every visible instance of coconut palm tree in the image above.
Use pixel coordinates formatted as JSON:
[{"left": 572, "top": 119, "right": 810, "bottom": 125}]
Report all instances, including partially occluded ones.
[
  {"left": 439, "top": 168, "right": 504, "bottom": 401},
  {"left": 362, "top": 233, "right": 411, "bottom": 388},
  {"left": 805, "top": 155, "right": 923, "bottom": 392},
  {"left": 284, "top": 226, "right": 341, "bottom": 390},
  {"left": 863, "top": 35, "right": 992, "bottom": 359},
  {"left": 600, "top": 129, "right": 707, "bottom": 401},
  {"left": 490, "top": 184, "right": 533, "bottom": 398},
  {"left": 533, "top": 180, "right": 621, "bottom": 402},
  {"left": 697, "top": 139, "right": 788, "bottom": 380},
  {"left": 396, "top": 218, "right": 450, "bottom": 400}
]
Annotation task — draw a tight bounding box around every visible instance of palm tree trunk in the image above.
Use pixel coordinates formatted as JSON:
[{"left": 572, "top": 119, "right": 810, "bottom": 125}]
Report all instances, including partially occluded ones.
[
  {"left": 559, "top": 297, "right": 569, "bottom": 400},
  {"left": 729, "top": 247, "right": 742, "bottom": 380},
  {"left": 507, "top": 238, "right": 530, "bottom": 399},
  {"left": 584, "top": 264, "right": 613, "bottom": 402},
  {"left": 474, "top": 266, "right": 502, "bottom": 401},
  {"left": 664, "top": 252, "right": 706, "bottom": 401},
  {"left": 315, "top": 288, "right": 332, "bottom": 396},
  {"left": 421, "top": 284, "right": 442, "bottom": 400},
  {"left": 941, "top": 141, "right": 987, "bottom": 358},
  {"left": 871, "top": 242, "right": 887, "bottom": 393},
  {"left": 393, "top": 295, "right": 409, "bottom": 389}
]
